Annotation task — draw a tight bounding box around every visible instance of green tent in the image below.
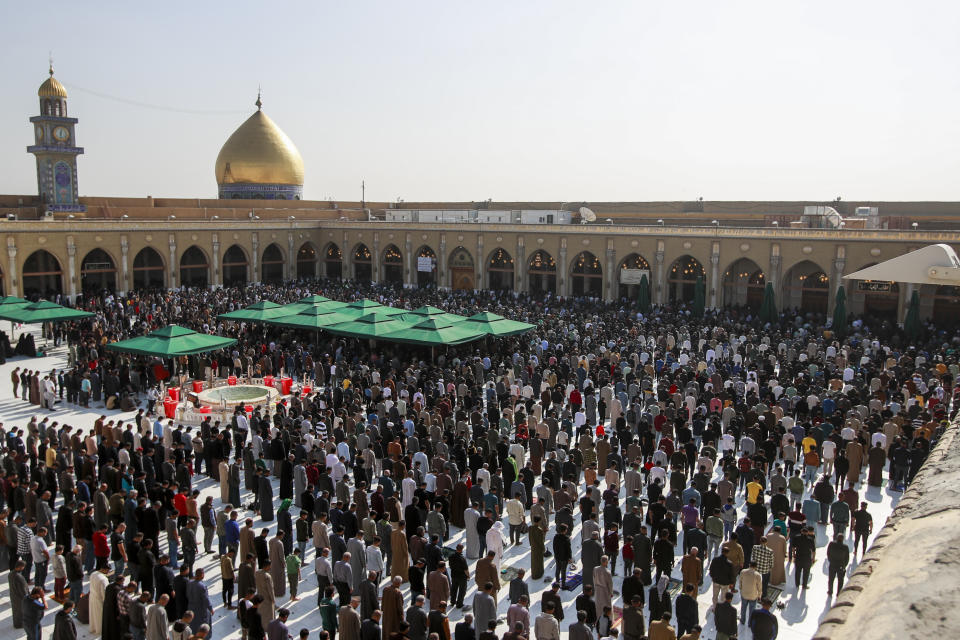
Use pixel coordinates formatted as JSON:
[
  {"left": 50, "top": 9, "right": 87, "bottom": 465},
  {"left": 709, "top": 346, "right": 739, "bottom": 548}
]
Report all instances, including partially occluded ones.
[
  {"left": 0, "top": 296, "right": 28, "bottom": 309},
  {"left": 460, "top": 311, "right": 535, "bottom": 337},
  {"left": 339, "top": 299, "right": 407, "bottom": 318},
  {"left": 266, "top": 305, "right": 355, "bottom": 330},
  {"left": 0, "top": 300, "right": 94, "bottom": 323},
  {"left": 692, "top": 276, "right": 706, "bottom": 318},
  {"left": 832, "top": 286, "right": 847, "bottom": 337},
  {"left": 325, "top": 311, "right": 413, "bottom": 339},
  {"left": 759, "top": 282, "right": 776, "bottom": 323},
  {"left": 398, "top": 305, "right": 467, "bottom": 325},
  {"left": 105, "top": 325, "right": 237, "bottom": 357},
  {"left": 381, "top": 317, "right": 487, "bottom": 346},
  {"left": 903, "top": 289, "right": 920, "bottom": 340},
  {"left": 637, "top": 274, "right": 651, "bottom": 314},
  {"left": 218, "top": 300, "right": 292, "bottom": 322},
  {"left": 280, "top": 295, "right": 347, "bottom": 315}
]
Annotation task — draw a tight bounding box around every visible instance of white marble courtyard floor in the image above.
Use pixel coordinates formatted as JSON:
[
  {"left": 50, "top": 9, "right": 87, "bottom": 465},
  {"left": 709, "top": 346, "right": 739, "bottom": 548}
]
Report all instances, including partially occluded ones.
[{"left": 0, "top": 326, "right": 901, "bottom": 640}]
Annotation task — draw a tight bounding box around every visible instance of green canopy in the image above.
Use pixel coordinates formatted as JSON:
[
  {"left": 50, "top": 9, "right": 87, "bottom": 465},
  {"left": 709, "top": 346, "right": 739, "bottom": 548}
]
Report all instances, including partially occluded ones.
[
  {"left": 758, "top": 282, "right": 776, "bottom": 323},
  {"left": 324, "top": 311, "right": 413, "bottom": 339},
  {"left": 460, "top": 311, "right": 535, "bottom": 337},
  {"left": 280, "top": 295, "right": 347, "bottom": 315},
  {"left": 832, "top": 286, "right": 847, "bottom": 337},
  {"left": 0, "top": 296, "right": 28, "bottom": 308},
  {"left": 339, "top": 299, "right": 407, "bottom": 318},
  {"left": 637, "top": 274, "right": 651, "bottom": 314},
  {"left": 266, "top": 305, "right": 355, "bottom": 331},
  {"left": 903, "top": 289, "right": 920, "bottom": 340},
  {"left": 381, "top": 317, "right": 487, "bottom": 346},
  {"left": 692, "top": 276, "right": 706, "bottom": 318},
  {"left": 105, "top": 325, "right": 237, "bottom": 357},
  {"left": 218, "top": 300, "right": 292, "bottom": 322},
  {"left": 0, "top": 300, "right": 94, "bottom": 323},
  {"left": 398, "top": 305, "right": 467, "bottom": 325}
]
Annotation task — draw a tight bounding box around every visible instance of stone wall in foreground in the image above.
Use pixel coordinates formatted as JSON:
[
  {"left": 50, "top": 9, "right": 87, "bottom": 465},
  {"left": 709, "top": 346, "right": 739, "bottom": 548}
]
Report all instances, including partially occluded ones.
[{"left": 814, "top": 421, "right": 960, "bottom": 640}]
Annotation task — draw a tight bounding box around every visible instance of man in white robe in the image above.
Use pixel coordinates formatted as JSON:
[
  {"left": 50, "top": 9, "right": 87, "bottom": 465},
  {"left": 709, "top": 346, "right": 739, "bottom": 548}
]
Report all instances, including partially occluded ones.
[
  {"left": 402, "top": 474, "right": 417, "bottom": 510},
  {"left": 485, "top": 521, "right": 506, "bottom": 571},
  {"left": 88, "top": 566, "right": 110, "bottom": 634}
]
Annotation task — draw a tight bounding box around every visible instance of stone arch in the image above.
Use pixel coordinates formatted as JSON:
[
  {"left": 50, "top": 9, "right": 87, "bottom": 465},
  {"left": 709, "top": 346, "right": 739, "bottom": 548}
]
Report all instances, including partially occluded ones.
[
  {"left": 932, "top": 285, "right": 960, "bottom": 327},
  {"left": 222, "top": 244, "right": 249, "bottom": 287},
  {"left": 179, "top": 245, "right": 210, "bottom": 289},
  {"left": 449, "top": 246, "right": 474, "bottom": 290},
  {"left": 782, "top": 259, "right": 829, "bottom": 314},
  {"left": 721, "top": 257, "right": 766, "bottom": 311},
  {"left": 323, "top": 242, "right": 342, "bottom": 280},
  {"left": 296, "top": 242, "right": 318, "bottom": 280},
  {"left": 416, "top": 245, "right": 437, "bottom": 288},
  {"left": 382, "top": 244, "right": 403, "bottom": 285},
  {"left": 666, "top": 255, "right": 705, "bottom": 304},
  {"left": 570, "top": 251, "right": 603, "bottom": 297},
  {"left": 80, "top": 248, "right": 118, "bottom": 295},
  {"left": 22, "top": 249, "right": 63, "bottom": 298},
  {"left": 848, "top": 261, "right": 900, "bottom": 321},
  {"left": 133, "top": 246, "right": 165, "bottom": 289},
  {"left": 261, "top": 243, "right": 285, "bottom": 284},
  {"left": 353, "top": 243, "right": 373, "bottom": 283},
  {"left": 487, "top": 247, "right": 514, "bottom": 291},
  {"left": 617, "top": 253, "right": 651, "bottom": 301},
  {"left": 528, "top": 249, "right": 556, "bottom": 295}
]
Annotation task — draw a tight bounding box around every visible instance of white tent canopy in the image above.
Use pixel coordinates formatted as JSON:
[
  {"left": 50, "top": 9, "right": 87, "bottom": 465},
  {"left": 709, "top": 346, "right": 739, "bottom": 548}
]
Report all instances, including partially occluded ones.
[{"left": 843, "top": 243, "right": 960, "bottom": 285}]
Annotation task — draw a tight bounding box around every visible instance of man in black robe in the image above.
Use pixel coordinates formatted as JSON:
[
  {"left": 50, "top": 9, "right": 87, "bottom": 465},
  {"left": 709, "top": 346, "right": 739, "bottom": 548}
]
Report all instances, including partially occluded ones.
[
  {"left": 280, "top": 455, "right": 295, "bottom": 500},
  {"left": 154, "top": 555, "right": 177, "bottom": 618},
  {"left": 258, "top": 471, "right": 274, "bottom": 522},
  {"left": 101, "top": 576, "right": 126, "bottom": 640}
]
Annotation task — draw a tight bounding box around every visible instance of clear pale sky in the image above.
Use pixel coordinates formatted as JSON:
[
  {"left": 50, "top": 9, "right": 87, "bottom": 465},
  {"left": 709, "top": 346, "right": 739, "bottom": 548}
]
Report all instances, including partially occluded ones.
[{"left": 2, "top": 1, "right": 958, "bottom": 203}]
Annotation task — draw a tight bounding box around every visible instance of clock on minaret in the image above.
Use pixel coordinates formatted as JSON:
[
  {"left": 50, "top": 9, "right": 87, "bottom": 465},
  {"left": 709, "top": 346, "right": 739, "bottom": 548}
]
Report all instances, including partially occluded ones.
[{"left": 26, "top": 64, "right": 86, "bottom": 213}]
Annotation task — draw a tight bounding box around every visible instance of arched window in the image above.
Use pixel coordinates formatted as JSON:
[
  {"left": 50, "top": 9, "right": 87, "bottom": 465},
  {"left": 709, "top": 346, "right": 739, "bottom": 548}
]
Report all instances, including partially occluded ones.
[
  {"left": 222, "top": 245, "right": 249, "bottom": 287},
  {"left": 449, "top": 246, "right": 475, "bottom": 290},
  {"left": 296, "top": 243, "right": 317, "bottom": 280},
  {"left": 261, "top": 244, "right": 284, "bottom": 284},
  {"left": 571, "top": 251, "right": 603, "bottom": 297},
  {"left": 382, "top": 245, "right": 403, "bottom": 285},
  {"left": 22, "top": 250, "right": 63, "bottom": 298},
  {"left": 722, "top": 258, "right": 765, "bottom": 311},
  {"left": 528, "top": 250, "right": 556, "bottom": 295},
  {"left": 417, "top": 246, "right": 437, "bottom": 288},
  {"left": 353, "top": 244, "right": 372, "bottom": 283},
  {"left": 618, "top": 253, "right": 651, "bottom": 301},
  {"left": 487, "top": 248, "right": 514, "bottom": 291},
  {"left": 667, "top": 255, "right": 705, "bottom": 304},
  {"left": 133, "top": 247, "right": 165, "bottom": 289},
  {"left": 80, "top": 249, "right": 117, "bottom": 295},
  {"left": 180, "top": 246, "right": 210, "bottom": 289},
  {"left": 324, "top": 244, "right": 342, "bottom": 280},
  {"left": 783, "top": 261, "right": 829, "bottom": 314}
]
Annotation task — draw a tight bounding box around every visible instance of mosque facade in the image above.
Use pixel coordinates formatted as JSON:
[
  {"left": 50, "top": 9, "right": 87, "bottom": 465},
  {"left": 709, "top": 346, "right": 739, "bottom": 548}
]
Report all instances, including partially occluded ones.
[{"left": 1, "top": 68, "right": 959, "bottom": 326}]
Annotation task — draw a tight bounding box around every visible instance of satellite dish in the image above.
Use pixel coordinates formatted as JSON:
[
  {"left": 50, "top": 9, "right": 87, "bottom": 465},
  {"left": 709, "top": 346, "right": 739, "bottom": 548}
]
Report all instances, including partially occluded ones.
[{"left": 579, "top": 207, "right": 596, "bottom": 223}]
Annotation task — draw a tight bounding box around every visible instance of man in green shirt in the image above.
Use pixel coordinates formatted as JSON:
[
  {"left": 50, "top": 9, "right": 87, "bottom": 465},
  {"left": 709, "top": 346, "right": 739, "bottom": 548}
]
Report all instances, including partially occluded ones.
[{"left": 286, "top": 553, "right": 302, "bottom": 601}]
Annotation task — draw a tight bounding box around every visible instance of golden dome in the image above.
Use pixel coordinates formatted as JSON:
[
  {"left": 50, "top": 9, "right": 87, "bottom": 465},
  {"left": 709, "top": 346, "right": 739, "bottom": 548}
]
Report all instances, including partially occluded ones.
[
  {"left": 38, "top": 66, "right": 68, "bottom": 98},
  {"left": 215, "top": 101, "right": 304, "bottom": 186}
]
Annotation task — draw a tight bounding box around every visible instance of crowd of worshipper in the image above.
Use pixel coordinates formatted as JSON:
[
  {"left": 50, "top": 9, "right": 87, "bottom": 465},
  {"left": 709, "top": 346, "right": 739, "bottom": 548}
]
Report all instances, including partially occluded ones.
[{"left": 1, "top": 277, "right": 957, "bottom": 640}]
